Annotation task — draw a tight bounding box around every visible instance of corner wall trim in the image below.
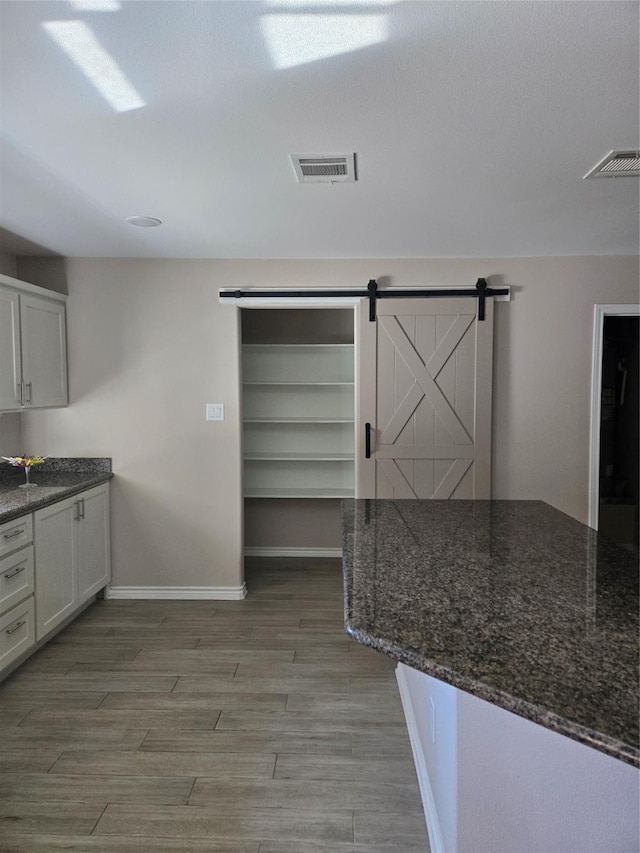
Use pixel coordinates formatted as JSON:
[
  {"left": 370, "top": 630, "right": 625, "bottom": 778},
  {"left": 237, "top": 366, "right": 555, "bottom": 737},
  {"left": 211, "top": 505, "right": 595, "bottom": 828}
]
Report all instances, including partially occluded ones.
[
  {"left": 396, "top": 663, "right": 445, "bottom": 853},
  {"left": 105, "top": 584, "right": 247, "bottom": 600},
  {"left": 244, "top": 547, "right": 342, "bottom": 558}
]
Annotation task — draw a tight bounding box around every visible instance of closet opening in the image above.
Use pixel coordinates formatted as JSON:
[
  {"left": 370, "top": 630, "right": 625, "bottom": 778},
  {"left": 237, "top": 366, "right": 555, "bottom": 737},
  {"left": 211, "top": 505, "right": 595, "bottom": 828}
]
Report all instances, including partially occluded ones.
[
  {"left": 597, "top": 315, "right": 639, "bottom": 552},
  {"left": 240, "top": 307, "right": 356, "bottom": 559}
]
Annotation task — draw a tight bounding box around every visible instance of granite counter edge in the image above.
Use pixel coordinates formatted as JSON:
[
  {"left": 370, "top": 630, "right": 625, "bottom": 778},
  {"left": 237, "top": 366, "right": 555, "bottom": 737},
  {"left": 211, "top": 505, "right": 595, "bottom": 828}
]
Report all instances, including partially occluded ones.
[
  {"left": 0, "top": 472, "right": 114, "bottom": 525},
  {"left": 345, "top": 620, "right": 639, "bottom": 769}
]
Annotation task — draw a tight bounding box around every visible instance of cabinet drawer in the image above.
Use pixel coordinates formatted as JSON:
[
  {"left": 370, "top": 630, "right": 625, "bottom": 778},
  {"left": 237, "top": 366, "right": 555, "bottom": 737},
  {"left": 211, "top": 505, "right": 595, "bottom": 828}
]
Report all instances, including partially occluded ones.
[
  {"left": 0, "top": 596, "right": 35, "bottom": 673},
  {"left": 0, "top": 545, "right": 34, "bottom": 617},
  {"left": 0, "top": 515, "right": 33, "bottom": 558}
]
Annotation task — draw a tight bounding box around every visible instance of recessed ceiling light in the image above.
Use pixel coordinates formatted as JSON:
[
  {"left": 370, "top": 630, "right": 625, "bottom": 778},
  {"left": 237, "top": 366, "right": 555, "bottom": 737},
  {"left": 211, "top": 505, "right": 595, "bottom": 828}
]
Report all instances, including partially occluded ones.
[{"left": 126, "top": 216, "right": 162, "bottom": 227}]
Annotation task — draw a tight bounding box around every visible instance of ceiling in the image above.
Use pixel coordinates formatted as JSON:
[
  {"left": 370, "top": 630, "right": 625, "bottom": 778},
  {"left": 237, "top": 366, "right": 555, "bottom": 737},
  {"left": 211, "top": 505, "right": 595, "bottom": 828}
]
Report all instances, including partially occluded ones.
[{"left": 0, "top": 0, "right": 638, "bottom": 259}]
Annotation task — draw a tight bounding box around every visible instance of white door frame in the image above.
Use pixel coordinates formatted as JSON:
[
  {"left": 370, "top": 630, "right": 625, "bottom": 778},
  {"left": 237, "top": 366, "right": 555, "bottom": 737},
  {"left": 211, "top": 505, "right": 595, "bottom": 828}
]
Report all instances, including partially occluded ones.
[{"left": 588, "top": 303, "right": 640, "bottom": 530}]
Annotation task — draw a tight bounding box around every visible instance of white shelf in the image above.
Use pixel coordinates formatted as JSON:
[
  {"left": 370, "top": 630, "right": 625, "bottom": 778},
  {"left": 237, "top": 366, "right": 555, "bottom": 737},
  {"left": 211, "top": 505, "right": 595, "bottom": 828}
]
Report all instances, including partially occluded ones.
[
  {"left": 242, "top": 342, "right": 355, "bottom": 500},
  {"left": 243, "top": 421, "right": 354, "bottom": 457},
  {"left": 243, "top": 344, "right": 353, "bottom": 350},
  {"left": 244, "top": 381, "right": 354, "bottom": 386},
  {"left": 243, "top": 343, "right": 354, "bottom": 384},
  {"left": 244, "top": 417, "right": 354, "bottom": 424},
  {"left": 245, "top": 452, "right": 353, "bottom": 461},
  {"left": 245, "top": 487, "right": 355, "bottom": 499}
]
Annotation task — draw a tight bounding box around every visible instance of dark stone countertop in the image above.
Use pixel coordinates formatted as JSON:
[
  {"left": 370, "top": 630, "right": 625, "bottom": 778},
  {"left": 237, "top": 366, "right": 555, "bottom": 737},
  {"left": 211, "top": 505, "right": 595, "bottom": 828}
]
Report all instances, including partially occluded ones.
[
  {"left": 342, "top": 499, "right": 639, "bottom": 767},
  {"left": 0, "top": 459, "right": 113, "bottom": 524}
]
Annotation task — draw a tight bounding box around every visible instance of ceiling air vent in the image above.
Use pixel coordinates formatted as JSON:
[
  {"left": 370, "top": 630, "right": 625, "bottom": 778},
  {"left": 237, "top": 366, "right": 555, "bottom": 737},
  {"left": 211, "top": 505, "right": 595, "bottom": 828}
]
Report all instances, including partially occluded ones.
[
  {"left": 290, "top": 153, "right": 356, "bottom": 183},
  {"left": 583, "top": 150, "right": 640, "bottom": 179}
]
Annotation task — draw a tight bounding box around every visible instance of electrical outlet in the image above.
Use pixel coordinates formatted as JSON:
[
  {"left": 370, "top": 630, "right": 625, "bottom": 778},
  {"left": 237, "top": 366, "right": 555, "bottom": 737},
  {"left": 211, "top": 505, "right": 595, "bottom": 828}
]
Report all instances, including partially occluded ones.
[{"left": 206, "top": 403, "right": 224, "bottom": 421}]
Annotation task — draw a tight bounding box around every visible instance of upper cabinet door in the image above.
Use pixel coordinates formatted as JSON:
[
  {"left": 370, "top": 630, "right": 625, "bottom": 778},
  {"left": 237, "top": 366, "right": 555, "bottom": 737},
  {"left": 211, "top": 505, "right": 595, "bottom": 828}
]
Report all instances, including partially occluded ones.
[
  {"left": 20, "top": 294, "right": 68, "bottom": 409},
  {"left": 0, "top": 286, "right": 23, "bottom": 410}
]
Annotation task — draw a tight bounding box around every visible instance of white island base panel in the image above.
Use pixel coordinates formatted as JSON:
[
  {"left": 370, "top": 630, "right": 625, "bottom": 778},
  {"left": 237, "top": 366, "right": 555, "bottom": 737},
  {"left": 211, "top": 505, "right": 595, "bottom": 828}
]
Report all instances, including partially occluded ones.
[{"left": 396, "top": 662, "right": 639, "bottom": 853}]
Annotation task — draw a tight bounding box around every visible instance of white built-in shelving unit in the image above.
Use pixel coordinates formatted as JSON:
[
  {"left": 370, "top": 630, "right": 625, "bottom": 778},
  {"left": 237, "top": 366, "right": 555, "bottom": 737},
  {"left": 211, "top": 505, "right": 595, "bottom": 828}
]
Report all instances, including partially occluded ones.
[{"left": 242, "top": 344, "right": 355, "bottom": 498}]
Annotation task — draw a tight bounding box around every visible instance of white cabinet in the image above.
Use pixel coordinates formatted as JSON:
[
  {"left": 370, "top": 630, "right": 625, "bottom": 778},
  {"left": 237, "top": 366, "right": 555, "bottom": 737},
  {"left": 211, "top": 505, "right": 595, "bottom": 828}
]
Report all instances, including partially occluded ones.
[
  {"left": 0, "top": 514, "right": 36, "bottom": 672},
  {"left": 0, "top": 286, "right": 22, "bottom": 411},
  {"left": 34, "top": 483, "right": 110, "bottom": 641},
  {"left": 0, "top": 598, "right": 35, "bottom": 673},
  {"left": 0, "top": 515, "right": 33, "bottom": 560},
  {"left": 33, "top": 496, "right": 77, "bottom": 640},
  {"left": 76, "top": 484, "right": 111, "bottom": 605},
  {"left": 0, "top": 482, "right": 110, "bottom": 678},
  {"left": 0, "top": 275, "right": 68, "bottom": 412},
  {"left": 20, "top": 293, "right": 68, "bottom": 408},
  {"left": 0, "top": 544, "right": 35, "bottom": 617},
  {"left": 242, "top": 344, "right": 355, "bottom": 498}
]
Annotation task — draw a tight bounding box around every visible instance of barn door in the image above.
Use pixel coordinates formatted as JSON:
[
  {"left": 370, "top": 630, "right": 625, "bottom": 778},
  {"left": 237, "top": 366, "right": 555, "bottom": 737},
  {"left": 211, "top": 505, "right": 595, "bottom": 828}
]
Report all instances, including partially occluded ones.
[{"left": 356, "top": 297, "right": 493, "bottom": 499}]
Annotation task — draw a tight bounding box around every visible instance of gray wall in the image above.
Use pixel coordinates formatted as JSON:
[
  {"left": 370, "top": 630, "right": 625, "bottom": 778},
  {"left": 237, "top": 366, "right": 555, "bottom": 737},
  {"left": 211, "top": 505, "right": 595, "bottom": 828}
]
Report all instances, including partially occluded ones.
[
  {"left": 0, "top": 253, "right": 18, "bottom": 277},
  {"left": 19, "top": 255, "right": 639, "bottom": 590},
  {"left": 16, "top": 257, "right": 68, "bottom": 295}
]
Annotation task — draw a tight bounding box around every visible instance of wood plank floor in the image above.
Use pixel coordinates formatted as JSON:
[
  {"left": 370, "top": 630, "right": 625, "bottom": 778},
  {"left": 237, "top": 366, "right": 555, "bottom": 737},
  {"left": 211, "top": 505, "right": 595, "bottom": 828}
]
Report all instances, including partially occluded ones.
[{"left": 0, "top": 557, "right": 430, "bottom": 853}]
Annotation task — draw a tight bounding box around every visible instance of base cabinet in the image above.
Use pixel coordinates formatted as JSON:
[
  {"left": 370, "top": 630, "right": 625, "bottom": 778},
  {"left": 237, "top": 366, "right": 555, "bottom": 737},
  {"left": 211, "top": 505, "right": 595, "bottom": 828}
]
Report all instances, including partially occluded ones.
[
  {"left": 0, "top": 598, "right": 35, "bottom": 671},
  {"left": 33, "top": 497, "right": 78, "bottom": 640},
  {"left": 34, "top": 483, "right": 110, "bottom": 642},
  {"left": 0, "top": 514, "right": 36, "bottom": 672},
  {"left": 396, "top": 663, "right": 639, "bottom": 853},
  {"left": 0, "top": 545, "right": 35, "bottom": 618},
  {"left": 77, "top": 485, "right": 111, "bottom": 605},
  {"left": 0, "top": 596, "right": 35, "bottom": 671}
]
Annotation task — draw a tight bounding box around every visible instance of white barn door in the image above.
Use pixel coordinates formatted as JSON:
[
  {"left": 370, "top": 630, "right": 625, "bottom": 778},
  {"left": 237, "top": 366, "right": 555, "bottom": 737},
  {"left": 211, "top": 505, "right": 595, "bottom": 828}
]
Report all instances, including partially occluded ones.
[{"left": 356, "top": 297, "right": 494, "bottom": 499}]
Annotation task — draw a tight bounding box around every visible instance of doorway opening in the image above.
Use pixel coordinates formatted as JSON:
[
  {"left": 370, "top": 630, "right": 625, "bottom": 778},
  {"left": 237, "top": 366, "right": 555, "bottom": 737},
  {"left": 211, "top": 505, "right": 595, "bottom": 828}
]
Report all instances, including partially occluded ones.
[
  {"left": 240, "top": 306, "right": 356, "bottom": 559},
  {"left": 590, "top": 306, "right": 639, "bottom": 552}
]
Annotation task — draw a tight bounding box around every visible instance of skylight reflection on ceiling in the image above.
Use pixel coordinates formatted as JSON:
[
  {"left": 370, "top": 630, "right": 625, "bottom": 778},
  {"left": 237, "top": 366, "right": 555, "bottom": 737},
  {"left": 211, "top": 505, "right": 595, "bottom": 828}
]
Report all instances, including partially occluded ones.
[
  {"left": 260, "top": 13, "right": 388, "bottom": 70},
  {"left": 42, "top": 20, "right": 144, "bottom": 112},
  {"left": 69, "top": 1, "right": 122, "bottom": 10},
  {"left": 264, "top": 0, "right": 398, "bottom": 7}
]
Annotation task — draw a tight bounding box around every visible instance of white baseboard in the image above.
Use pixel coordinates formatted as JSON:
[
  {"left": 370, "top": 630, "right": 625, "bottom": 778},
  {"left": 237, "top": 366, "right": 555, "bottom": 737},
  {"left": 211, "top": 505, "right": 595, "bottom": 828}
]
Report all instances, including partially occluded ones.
[
  {"left": 396, "top": 664, "right": 445, "bottom": 853},
  {"left": 105, "top": 584, "right": 247, "bottom": 600},
  {"left": 244, "top": 547, "right": 342, "bottom": 558}
]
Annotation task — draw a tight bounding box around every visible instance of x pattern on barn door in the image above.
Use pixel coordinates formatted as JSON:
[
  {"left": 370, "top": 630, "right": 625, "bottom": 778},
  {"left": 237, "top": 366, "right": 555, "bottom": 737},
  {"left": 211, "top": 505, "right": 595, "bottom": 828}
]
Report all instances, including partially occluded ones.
[{"left": 358, "top": 297, "right": 493, "bottom": 499}]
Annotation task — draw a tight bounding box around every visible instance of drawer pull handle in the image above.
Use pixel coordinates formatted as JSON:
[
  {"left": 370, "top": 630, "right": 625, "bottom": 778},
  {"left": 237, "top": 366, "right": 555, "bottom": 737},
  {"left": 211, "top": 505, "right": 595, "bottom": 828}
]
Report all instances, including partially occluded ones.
[
  {"left": 3, "top": 529, "right": 25, "bottom": 541},
  {"left": 6, "top": 620, "right": 26, "bottom": 636},
  {"left": 4, "top": 566, "right": 26, "bottom": 580}
]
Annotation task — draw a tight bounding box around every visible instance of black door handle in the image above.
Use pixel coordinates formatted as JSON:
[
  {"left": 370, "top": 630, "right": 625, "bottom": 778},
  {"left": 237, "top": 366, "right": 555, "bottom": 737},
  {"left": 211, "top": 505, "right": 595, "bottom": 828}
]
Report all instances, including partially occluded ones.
[{"left": 365, "top": 423, "right": 372, "bottom": 459}]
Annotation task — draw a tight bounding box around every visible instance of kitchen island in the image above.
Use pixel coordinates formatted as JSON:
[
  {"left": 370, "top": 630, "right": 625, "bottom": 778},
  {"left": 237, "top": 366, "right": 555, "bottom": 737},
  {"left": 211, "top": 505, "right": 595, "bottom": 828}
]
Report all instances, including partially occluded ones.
[{"left": 342, "top": 499, "right": 639, "bottom": 853}]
